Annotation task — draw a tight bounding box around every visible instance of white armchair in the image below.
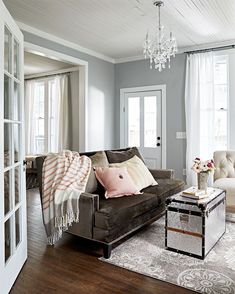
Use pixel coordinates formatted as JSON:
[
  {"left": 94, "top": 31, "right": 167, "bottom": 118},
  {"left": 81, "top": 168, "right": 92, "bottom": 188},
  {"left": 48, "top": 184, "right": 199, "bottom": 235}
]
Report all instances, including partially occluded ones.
[{"left": 213, "top": 151, "right": 235, "bottom": 211}]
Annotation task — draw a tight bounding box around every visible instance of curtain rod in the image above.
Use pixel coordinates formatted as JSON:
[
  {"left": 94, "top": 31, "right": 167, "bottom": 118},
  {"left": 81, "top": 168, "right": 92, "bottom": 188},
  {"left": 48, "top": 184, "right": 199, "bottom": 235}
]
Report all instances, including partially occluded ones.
[
  {"left": 185, "top": 44, "right": 235, "bottom": 55},
  {"left": 25, "top": 71, "right": 72, "bottom": 81},
  {"left": 24, "top": 66, "right": 80, "bottom": 81}
]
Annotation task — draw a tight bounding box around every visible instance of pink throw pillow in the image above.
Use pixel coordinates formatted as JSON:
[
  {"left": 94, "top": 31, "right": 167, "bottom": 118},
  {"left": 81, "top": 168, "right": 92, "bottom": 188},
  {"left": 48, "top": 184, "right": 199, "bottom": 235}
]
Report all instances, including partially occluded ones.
[{"left": 94, "top": 167, "right": 140, "bottom": 199}]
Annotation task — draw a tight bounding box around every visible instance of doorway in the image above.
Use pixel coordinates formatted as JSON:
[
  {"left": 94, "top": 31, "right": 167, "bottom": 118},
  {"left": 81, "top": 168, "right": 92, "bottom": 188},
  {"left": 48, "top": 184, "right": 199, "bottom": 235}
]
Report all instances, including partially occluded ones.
[{"left": 120, "top": 85, "right": 166, "bottom": 169}]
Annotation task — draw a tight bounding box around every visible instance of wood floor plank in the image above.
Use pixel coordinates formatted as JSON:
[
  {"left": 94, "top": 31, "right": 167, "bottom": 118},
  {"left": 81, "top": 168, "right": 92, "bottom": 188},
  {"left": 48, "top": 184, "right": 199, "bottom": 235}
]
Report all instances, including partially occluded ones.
[{"left": 11, "top": 189, "right": 195, "bottom": 294}]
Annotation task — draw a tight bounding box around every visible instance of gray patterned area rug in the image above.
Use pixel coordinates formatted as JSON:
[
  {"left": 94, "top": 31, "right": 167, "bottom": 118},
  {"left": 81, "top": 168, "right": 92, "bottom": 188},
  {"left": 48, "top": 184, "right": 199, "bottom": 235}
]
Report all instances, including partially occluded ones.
[{"left": 100, "top": 217, "right": 235, "bottom": 294}]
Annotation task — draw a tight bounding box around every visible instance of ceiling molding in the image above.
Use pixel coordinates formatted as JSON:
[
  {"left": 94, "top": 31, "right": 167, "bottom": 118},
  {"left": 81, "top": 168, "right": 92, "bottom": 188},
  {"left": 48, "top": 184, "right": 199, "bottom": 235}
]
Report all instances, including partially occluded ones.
[
  {"left": 18, "top": 21, "right": 115, "bottom": 64},
  {"left": 115, "top": 55, "right": 145, "bottom": 64},
  {"left": 18, "top": 21, "right": 235, "bottom": 65},
  {"left": 115, "top": 40, "right": 235, "bottom": 63}
]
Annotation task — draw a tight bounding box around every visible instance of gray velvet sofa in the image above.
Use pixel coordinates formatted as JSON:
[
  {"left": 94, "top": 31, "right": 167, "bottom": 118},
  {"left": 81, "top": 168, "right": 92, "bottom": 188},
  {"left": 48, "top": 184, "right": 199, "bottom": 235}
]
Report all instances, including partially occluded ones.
[{"left": 36, "top": 147, "right": 185, "bottom": 258}]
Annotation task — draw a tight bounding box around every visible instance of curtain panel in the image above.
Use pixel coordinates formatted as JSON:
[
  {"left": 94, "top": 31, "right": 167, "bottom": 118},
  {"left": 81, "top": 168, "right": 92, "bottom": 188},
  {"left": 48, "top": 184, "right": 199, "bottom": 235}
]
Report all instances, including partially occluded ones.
[{"left": 185, "top": 52, "right": 215, "bottom": 186}]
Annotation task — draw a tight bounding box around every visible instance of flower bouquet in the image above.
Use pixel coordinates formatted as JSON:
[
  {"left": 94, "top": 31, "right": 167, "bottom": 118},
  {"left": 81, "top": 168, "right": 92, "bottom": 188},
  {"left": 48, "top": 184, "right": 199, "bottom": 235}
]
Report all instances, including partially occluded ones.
[{"left": 192, "top": 158, "right": 216, "bottom": 191}]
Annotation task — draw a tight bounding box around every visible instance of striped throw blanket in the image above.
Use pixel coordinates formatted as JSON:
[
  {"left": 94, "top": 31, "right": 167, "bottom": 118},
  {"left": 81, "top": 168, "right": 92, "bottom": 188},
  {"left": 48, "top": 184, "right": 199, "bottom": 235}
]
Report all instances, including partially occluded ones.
[{"left": 42, "top": 150, "right": 91, "bottom": 245}]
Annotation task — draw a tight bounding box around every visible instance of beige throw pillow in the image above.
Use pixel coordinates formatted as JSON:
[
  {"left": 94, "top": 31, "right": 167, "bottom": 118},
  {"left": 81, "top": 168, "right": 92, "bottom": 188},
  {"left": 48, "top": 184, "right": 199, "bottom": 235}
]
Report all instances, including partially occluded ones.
[
  {"left": 89, "top": 151, "right": 109, "bottom": 167},
  {"left": 109, "top": 155, "right": 158, "bottom": 191}
]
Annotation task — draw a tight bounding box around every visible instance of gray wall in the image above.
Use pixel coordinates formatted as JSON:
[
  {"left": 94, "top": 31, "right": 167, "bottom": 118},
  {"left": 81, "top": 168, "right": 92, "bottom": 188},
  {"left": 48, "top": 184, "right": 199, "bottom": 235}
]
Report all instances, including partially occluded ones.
[
  {"left": 115, "top": 54, "right": 187, "bottom": 179},
  {"left": 23, "top": 31, "right": 115, "bottom": 152},
  {"left": 23, "top": 30, "right": 187, "bottom": 178}
]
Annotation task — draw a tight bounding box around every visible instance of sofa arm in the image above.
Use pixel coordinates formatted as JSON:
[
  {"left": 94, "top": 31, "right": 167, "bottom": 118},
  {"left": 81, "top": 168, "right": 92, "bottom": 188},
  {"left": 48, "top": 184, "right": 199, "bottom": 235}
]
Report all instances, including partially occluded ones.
[
  {"left": 67, "top": 192, "right": 99, "bottom": 238},
  {"left": 149, "top": 169, "right": 175, "bottom": 180}
]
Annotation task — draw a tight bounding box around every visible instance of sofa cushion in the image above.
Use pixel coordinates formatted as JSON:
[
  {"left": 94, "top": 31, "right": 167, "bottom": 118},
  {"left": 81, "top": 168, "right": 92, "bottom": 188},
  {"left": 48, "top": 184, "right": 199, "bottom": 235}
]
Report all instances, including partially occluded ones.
[
  {"left": 110, "top": 155, "right": 158, "bottom": 191},
  {"left": 142, "top": 179, "right": 185, "bottom": 203},
  {"left": 213, "top": 178, "right": 235, "bottom": 206},
  {"left": 106, "top": 147, "right": 144, "bottom": 163},
  {"left": 94, "top": 179, "right": 184, "bottom": 230}
]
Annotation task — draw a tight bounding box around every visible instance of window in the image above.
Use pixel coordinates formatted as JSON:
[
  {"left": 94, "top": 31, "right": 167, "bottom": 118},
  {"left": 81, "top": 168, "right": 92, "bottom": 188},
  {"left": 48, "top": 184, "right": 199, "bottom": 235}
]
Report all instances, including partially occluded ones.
[
  {"left": 33, "top": 78, "right": 57, "bottom": 154},
  {"left": 213, "top": 55, "right": 228, "bottom": 150}
]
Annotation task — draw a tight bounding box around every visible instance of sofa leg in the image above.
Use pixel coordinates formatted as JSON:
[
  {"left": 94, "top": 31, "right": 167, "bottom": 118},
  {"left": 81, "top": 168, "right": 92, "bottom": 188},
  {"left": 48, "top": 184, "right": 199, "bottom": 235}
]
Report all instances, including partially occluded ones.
[{"left": 103, "top": 244, "right": 112, "bottom": 259}]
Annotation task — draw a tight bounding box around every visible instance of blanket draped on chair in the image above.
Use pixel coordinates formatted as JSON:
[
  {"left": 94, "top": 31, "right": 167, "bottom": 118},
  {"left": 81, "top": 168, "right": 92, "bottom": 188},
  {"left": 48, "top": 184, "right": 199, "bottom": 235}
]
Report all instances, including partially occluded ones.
[{"left": 42, "top": 150, "right": 91, "bottom": 245}]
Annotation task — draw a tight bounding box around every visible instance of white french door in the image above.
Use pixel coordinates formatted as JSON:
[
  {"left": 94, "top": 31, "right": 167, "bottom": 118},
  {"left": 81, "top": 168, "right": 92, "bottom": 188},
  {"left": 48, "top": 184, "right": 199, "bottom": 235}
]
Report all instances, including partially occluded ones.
[
  {"left": 121, "top": 87, "right": 165, "bottom": 169},
  {"left": 0, "top": 1, "right": 27, "bottom": 293}
]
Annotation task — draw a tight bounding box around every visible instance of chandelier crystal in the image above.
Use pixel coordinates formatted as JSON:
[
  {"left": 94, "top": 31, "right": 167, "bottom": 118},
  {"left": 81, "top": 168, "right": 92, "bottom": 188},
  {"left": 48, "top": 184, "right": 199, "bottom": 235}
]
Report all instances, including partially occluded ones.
[{"left": 143, "top": 1, "right": 177, "bottom": 71}]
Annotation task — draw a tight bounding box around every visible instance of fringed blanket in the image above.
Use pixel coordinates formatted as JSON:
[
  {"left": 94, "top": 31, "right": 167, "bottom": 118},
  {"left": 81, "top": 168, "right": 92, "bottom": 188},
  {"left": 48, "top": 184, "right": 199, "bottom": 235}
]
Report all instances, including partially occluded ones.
[{"left": 42, "top": 150, "right": 91, "bottom": 244}]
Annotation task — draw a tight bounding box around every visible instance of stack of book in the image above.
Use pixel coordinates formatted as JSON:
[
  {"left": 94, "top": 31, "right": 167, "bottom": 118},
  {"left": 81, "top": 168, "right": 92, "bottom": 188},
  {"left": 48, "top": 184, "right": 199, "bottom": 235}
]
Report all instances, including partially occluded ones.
[{"left": 181, "top": 187, "right": 214, "bottom": 200}]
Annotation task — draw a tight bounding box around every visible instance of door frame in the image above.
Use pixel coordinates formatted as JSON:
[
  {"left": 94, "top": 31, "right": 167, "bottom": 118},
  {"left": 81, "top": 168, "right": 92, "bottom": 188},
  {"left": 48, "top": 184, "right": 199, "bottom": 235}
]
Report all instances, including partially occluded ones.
[
  {"left": 24, "top": 42, "right": 89, "bottom": 152},
  {"left": 120, "top": 85, "right": 166, "bottom": 169}
]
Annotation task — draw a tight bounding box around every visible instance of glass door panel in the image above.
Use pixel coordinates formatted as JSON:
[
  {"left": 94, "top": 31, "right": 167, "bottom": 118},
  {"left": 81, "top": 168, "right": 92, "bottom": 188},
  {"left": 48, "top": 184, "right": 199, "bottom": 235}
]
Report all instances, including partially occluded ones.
[
  {"left": 127, "top": 97, "right": 140, "bottom": 147},
  {"left": 13, "top": 123, "right": 20, "bottom": 163},
  {"left": 14, "top": 39, "right": 19, "bottom": 79},
  {"left": 15, "top": 166, "right": 20, "bottom": 206},
  {"left": 4, "top": 26, "right": 12, "bottom": 73},
  {"left": 13, "top": 82, "right": 20, "bottom": 121},
  {"left": 4, "top": 75, "right": 11, "bottom": 119},
  {"left": 5, "top": 217, "right": 12, "bottom": 263},
  {"left": 144, "top": 96, "right": 157, "bottom": 148},
  {"left": 4, "top": 123, "right": 12, "bottom": 168},
  {"left": 15, "top": 208, "right": 21, "bottom": 247},
  {"left": 4, "top": 170, "right": 11, "bottom": 215}
]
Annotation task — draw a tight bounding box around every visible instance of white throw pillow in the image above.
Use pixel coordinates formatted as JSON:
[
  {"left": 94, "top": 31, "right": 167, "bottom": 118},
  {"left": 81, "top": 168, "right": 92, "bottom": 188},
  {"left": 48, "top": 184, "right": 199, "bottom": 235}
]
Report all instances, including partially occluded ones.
[{"left": 109, "top": 155, "right": 158, "bottom": 191}]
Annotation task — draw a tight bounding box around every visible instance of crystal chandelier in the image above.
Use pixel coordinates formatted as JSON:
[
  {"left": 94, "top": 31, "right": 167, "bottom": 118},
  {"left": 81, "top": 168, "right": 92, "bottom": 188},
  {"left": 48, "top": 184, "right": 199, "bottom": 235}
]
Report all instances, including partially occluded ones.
[{"left": 143, "top": 1, "right": 177, "bottom": 71}]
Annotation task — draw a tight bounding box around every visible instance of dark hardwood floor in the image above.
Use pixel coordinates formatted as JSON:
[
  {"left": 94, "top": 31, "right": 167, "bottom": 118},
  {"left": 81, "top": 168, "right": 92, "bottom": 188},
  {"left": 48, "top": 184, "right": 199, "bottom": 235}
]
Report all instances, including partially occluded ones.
[{"left": 11, "top": 189, "right": 195, "bottom": 294}]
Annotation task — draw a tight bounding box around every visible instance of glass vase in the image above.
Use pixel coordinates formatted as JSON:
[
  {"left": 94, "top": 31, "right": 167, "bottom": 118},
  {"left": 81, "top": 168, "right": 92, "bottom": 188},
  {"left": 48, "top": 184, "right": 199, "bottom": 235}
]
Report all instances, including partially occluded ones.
[{"left": 197, "top": 172, "right": 209, "bottom": 192}]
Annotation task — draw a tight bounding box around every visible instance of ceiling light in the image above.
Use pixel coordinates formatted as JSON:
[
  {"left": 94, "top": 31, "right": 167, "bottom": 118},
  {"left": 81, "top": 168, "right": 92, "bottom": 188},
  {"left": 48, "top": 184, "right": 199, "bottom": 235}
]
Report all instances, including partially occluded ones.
[{"left": 143, "top": 1, "right": 177, "bottom": 71}]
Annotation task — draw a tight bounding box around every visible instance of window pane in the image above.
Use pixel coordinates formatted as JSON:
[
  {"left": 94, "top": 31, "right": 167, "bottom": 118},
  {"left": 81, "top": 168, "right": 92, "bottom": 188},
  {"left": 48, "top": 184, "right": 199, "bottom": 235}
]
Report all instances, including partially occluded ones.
[
  {"left": 128, "top": 97, "right": 140, "bottom": 147},
  {"left": 214, "top": 56, "right": 227, "bottom": 84},
  {"left": 214, "top": 85, "right": 227, "bottom": 109},
  {"left": 34, "top": 83, "right": 45, "bottom": 154},
  {"left": 4, "top": 26, "right": 12, "bottom": 73},
  {"left": 215, "top": 109, "right": 227, "bottom": 150},
  {"left": 144, "top": 96, "right": 157, "bottom": 147}
]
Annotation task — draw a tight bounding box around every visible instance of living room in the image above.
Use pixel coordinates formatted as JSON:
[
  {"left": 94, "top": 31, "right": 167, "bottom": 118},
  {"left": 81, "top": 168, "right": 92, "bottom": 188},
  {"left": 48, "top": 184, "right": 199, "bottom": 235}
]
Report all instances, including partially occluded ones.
[{"left": 1, "top": 0, "right": 235, "bottom": 293}]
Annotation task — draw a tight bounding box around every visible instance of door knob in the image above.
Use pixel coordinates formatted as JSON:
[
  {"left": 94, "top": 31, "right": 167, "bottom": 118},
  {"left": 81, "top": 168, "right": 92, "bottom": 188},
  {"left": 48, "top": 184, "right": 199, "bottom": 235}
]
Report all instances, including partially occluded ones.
[
  {"left": 157, "top": 143, "right": 161, "bottom": 147},
  {"left": 157, "top": 137, "right": 161, "bottom": 140}
]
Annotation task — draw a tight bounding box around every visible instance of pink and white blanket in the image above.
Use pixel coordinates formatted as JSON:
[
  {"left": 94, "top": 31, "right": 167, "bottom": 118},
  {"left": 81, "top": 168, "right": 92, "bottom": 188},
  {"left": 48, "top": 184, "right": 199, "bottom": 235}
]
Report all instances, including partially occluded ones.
[{"left": 42, "top": 150, "right": 91, "bottom": 244}]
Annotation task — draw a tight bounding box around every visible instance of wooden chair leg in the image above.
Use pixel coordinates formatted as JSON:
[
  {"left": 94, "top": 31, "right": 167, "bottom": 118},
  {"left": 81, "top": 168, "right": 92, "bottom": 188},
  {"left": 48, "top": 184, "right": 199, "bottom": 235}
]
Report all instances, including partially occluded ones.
[{"left": 103, "top": 244, "right": 112, "bottom": 259}]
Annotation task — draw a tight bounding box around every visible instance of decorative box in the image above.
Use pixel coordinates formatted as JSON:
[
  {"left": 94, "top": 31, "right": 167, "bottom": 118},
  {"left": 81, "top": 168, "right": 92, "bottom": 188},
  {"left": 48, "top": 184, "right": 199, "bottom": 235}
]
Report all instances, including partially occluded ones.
[{"left": 165, "top": 188, "right": 226, "bottom": 259}]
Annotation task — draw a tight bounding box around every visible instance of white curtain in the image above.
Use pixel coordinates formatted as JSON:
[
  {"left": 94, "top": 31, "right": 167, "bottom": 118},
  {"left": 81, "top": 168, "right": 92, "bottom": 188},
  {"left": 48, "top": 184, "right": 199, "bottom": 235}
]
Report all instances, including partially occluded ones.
[
  {"left": 55, "top": 74, "right": 69, "bottom": 151},
  {"left": 24, "top": 74, "right": 69, "bottom": 155},
  {"left": 185, "top": 52, "right": 215, "bottom": 186}
]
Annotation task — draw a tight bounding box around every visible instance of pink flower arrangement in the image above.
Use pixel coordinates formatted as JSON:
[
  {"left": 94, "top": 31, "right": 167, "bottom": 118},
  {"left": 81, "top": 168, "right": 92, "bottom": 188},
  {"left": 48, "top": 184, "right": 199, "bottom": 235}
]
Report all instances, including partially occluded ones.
[{"left": 191, "top": 157, "right": 216, "bottom": 173}]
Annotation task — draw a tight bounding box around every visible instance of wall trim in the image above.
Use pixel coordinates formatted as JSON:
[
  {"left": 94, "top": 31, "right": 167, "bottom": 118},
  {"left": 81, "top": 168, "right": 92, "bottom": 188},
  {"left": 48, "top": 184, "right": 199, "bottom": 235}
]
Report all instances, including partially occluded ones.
[
  {"left": 19, "top": 21, "right": 115, "bottom": 64},
  {"left": 24, "top": 42, "right": 88, "bottom": 151},
  {"left": 120, "top": 85, "right": 167, "bottom": 169}
]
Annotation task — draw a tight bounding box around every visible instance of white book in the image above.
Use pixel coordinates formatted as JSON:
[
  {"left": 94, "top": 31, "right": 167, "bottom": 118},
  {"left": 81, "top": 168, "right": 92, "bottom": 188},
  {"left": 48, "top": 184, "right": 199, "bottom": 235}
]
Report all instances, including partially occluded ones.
[{"left": 181, "top": 187, "right": 214, "bottom": 199}]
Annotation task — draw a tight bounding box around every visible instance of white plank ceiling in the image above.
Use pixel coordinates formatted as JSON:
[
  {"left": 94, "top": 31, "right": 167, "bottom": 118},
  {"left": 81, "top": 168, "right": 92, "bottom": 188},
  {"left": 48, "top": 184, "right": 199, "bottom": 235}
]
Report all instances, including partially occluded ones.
[{"left": 4, "top": 0, "right": 235, "bottom": 60}]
